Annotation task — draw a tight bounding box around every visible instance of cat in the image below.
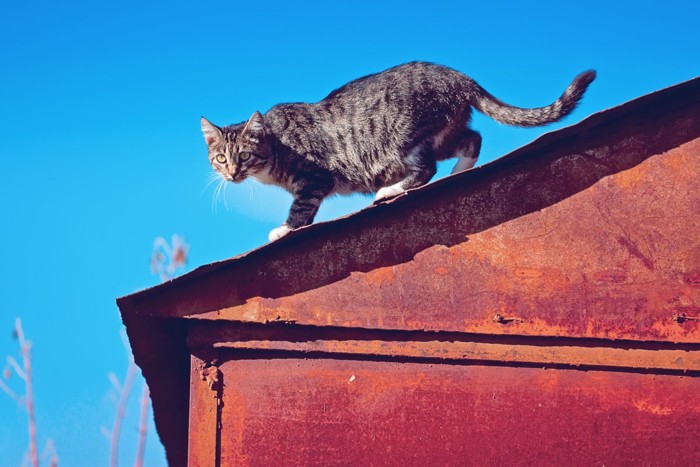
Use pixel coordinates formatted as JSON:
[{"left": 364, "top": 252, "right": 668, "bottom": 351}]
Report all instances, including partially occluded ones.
[{"left": 201, "top": 61, "right": 595, "bottom": 241}]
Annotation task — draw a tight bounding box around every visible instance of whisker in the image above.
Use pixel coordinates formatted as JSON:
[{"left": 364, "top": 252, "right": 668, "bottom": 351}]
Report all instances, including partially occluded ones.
[
  {"left": 211, "top": 180, "right": 217, "bottom": 212},
  {"left": 212, "top": 178, "right": 224, "bottom": 213},
  {"left": 223, "top": 180, "right": 230, "bottom": 211},
  {"left": 246, "top": 179, "right": 254, "bottom": 200},
  {"left": 202, "top": 173, "right": 222, "bottom": 195},
  {"left": 219, "top": 180, "right": 227, "bottom": 213}
]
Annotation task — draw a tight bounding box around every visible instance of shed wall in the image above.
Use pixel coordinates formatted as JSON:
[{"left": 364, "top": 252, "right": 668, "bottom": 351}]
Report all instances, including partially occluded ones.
[{"left": 218, "top": 357, "right": 700, "bottom": 465}]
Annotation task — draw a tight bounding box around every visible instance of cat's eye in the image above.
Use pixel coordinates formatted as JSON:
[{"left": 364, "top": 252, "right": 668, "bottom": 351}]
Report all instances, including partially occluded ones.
[
  {"left": 215, "top": 154, "right": 226, "bottom": 164},
  {"left": 239, "top": 152, "right": 253, "bottom": 162}
]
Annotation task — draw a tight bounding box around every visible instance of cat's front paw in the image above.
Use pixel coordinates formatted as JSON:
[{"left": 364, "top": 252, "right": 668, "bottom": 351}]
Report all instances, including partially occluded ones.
[
  {"left": 268, "top": 224, "right": 292, "bottom": 242},
  {"left": 374, "top": 184, "right": 406, "bottom": 203}
]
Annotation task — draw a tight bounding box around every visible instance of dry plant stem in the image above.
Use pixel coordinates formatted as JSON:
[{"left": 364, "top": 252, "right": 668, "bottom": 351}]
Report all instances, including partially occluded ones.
[
  {"left": 40, "top": 440, "right": 58, "bottom": 467},
  {"left": 15, "top": 319, "right": 39, "bottom": 467},
  {"left": 111, "top": 361, "right": 137, "bottom": 467},
  {"left": 128, "top": 234, "right": 188, "bottom": 465},
  {"left": 134, "top": 384, "right": 150, "bottom": 467},
  {"left": 0, "top": 378, "right": 19, "bottom": 402}
]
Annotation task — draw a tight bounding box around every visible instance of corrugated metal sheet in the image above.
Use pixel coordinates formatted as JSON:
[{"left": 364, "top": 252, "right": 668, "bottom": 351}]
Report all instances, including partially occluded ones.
[{"left": 118, "top": 76, "right": 700, "bottom": 466}]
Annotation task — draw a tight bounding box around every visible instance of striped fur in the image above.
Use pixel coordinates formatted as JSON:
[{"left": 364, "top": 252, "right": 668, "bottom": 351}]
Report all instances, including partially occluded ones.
[{"left": 202, "top": 62, "right": 595, "bottom": 241}]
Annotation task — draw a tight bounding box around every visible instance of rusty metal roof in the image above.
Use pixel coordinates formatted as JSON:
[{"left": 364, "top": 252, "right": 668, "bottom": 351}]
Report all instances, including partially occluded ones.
[{"left": 117, "top": 75, "right": 700, "bottom": 465}]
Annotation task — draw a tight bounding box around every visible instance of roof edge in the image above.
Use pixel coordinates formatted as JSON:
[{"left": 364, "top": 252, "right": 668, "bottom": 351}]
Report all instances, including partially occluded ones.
[{"left": 117, "top": 75, "right": 700, "bottom": 311}]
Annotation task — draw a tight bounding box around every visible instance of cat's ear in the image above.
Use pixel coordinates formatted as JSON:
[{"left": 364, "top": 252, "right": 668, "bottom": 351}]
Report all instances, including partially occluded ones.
[
  {"left": 201, "top": 117, "right": 222, "bottom": 146},
  {"left": 242, "top": 111, "right": 265, "bottom": 138}
]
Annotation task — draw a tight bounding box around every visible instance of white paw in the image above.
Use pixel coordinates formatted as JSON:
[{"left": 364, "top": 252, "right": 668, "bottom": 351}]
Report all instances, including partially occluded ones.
[
  {"left": 375, "top": 184, "right": 405, "bottom": 201},
  {"left": 451, "top": 155, "right": 478, "bottom": 174},
  {"left": 268, "top": 224, "right": 292, "bottom": 241}
]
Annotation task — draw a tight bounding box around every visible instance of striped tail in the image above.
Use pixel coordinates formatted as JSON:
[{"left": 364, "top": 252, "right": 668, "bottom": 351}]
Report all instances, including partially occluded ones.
[{"left": 471, "top": 70, "right": 596, "bottom": 127}]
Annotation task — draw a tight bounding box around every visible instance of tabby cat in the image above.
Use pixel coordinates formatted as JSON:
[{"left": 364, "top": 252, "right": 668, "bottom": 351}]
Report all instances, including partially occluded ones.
[{"left": 202, "top": 62, "right": 595, "bottom": 241}]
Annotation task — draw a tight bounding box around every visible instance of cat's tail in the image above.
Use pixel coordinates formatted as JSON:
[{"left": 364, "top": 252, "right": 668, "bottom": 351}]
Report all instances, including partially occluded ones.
[{"left": 469, "top": 70, "right": 596, "bottom": 126}]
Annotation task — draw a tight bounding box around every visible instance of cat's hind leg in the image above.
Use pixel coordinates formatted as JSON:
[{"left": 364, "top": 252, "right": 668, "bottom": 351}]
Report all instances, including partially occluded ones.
[
  {"left": 375, "top": 146, "right": 437, "bottom": 201},
  {"left": 449, "top": 129, "right": 482, "bottom": 174}
]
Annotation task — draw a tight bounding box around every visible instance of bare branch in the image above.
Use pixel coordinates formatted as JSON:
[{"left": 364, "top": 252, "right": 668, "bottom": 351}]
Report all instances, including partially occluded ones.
[
  {"left": 119, "top": 328, "right": 134, "bottom": 360},
  {"left": 110, "top": 361, "right": 137, "bottom": 467},
  {"left": 107, "top": 372, "right": 121, "bottom": 393},
  {"left": 14, "top": 318, "right": 26, "bottom": 346},
  {"left": 108, "top": 233, "right": 189, "bottom": 466},
  {"left": 152, "top": 236, "right": 171, "bottom": 255},
  {"left": 40, "top": 439, "right": 56, "bottom": 462},
  {"left": 134, "top": 383, "right": 150, "bottom": 467},
  {"left": 7, "top": 356, "right": 27, "bottom": 381},
  {"left": 14, "top": 318, "right": 38, "bottom": 467},
  {"left": 150, "top": 234, "right": 189, "bottom": 282},
  {"left": 0, "top": 378, "right": 21, "bottom": 403}
]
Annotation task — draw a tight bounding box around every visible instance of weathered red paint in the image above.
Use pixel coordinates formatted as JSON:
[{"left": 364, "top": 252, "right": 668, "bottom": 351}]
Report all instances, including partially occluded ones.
[
  {"left": 187, "top": 355, "right": 218, "bottom": 467},
  {"left": 194, "top": 138, "right": 700, "bottom": 344},
  {"left": 117, "top": 76, "right": 700, "bottom": 466},
  {"left": 219, "top": 358, "right": 700, "bottom": 466},
  {"left": 186, "top": 320, "right": 700, "bottom": 373}
]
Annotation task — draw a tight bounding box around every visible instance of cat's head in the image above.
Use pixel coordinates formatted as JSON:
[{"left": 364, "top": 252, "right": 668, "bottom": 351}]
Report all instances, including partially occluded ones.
[{"left": 201, "top": 112, "right": 271, "bottom": 183}]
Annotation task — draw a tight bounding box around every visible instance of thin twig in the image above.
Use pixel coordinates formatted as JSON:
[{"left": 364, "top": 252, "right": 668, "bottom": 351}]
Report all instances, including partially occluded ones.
[
  {"left": 123, "top": 234, "right": 189, "bottom": 466},
  {"left": 107, "top": 372, "right": 121, "bottom": 393},
  {"left": 0, "top": 378, "right": 21, "bottom": 403},
  {"left": 15, "top": 319, "right": 38, "bottom": 467},
  {"left": 134, "top": 383, "right": 150, "bottom": 467},
  {"left": 7, "top": 356, "right": 27, "bottom": 381},
  {"left": 150, "top": 234, "right": 189, "bottom": 282},
  {"left": 110, "top": 361, "right": 137, "bottom": 467},
  {"left": 40, "top": 439, "right": 57, "bottom": 465}
]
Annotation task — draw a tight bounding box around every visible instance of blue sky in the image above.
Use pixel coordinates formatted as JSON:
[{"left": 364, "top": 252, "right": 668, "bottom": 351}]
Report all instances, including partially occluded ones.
[{"left": 0, "top": 0, "right": 697, "bottom": 465}]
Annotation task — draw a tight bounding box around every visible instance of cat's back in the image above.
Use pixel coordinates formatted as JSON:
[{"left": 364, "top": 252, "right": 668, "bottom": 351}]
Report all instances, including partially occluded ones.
[{"left": 321, "top": 61, "right": 465, "bottom": 103}]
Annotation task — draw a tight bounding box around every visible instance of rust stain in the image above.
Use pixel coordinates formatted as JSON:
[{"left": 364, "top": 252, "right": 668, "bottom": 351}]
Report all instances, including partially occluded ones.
[
  {"left": 684, "top": 270, "right": 700, "bottom": 287},
  {"left": 220, "top": 385, "right": 251, "bottom": 466},
  {"left": 613, "top": 163, "right": 648, "bottom": 189},
  {"left": 591, "top": 269, "right": 628, "bottom": 283},
  {"left": 363, "top": 266, "right": 396, "bottom": 287},
  {"left": 212, "top": 338, "right": 700, "bottom": 372},
  {"left": 633, "top": 399, "right": 673, "bottom": 416},
  {"left": 188, "top": 356, "right": 221, "bottom": 467},
  {"left": 200, "top": 365, "right": 221, "bottom": 392},
  {"left": 617, "top": 235, "right": 655, "bottom": 271},
  {"left": 513, "top": 268, "right": 543, "bottom": 281}
]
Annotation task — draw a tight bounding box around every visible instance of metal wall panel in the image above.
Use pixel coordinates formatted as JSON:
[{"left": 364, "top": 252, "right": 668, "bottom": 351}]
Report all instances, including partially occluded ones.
[{"left": 217, "top": 358, "right": 700, "bottom": 466}]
